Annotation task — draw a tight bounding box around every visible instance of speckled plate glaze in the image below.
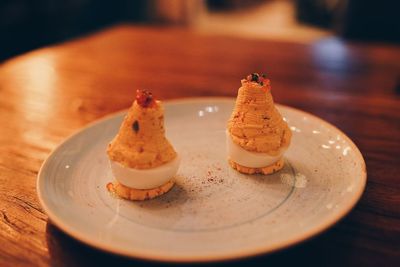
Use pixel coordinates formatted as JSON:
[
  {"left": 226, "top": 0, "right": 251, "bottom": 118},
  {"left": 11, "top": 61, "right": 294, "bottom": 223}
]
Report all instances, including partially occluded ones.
[{"left": 37, "top": 98, "right": 366, "bottom": 262}]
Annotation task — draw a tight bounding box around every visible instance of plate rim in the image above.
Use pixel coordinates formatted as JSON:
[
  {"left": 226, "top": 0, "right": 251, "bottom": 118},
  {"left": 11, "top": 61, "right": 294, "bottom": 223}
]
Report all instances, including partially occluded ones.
[{"left": 37, "top": 97, "right": 367, "bottom": 263}]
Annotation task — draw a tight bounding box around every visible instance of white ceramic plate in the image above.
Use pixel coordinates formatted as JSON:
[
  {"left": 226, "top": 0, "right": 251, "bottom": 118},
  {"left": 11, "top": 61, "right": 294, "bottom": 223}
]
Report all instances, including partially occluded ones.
[{"left": 37, "top": 98, "right": 366, "bottom": 262}]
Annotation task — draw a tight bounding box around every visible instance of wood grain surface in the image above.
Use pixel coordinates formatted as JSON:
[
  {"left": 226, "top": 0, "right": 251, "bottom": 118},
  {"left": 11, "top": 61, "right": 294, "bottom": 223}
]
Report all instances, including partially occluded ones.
[{"left": 0, "top": 25, "right": 399, "bottom": 266}]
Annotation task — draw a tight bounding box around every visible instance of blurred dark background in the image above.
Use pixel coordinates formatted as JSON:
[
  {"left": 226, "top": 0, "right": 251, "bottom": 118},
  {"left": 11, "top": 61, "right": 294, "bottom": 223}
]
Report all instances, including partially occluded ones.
[{"left": 1, "top": 0, "right": 399, "bottom": 62}]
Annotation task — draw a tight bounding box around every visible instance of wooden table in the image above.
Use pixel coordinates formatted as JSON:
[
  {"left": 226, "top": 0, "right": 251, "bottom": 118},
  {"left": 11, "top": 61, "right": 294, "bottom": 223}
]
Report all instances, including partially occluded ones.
[{"left": 0, "top": 25, "right": 399, "bottom": 266}]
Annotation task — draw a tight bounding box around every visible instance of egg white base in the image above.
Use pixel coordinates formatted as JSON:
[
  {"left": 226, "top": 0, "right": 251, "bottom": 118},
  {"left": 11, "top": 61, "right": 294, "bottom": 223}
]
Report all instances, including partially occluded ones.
[
  {"left": 226, "top": 131, "right": 284, "bottom": 168},
  {"left": 109, "top": 156, "right": 180, "bottom": 190}
]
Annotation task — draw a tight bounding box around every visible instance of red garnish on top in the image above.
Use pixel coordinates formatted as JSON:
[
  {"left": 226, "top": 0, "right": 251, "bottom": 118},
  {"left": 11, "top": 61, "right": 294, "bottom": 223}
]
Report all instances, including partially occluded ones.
[
  {"left": 246, "top": 73, "right": 268, "bottom": 86},
  {"left": 136, "top": 89, "right": 155, "bottom": 108}
]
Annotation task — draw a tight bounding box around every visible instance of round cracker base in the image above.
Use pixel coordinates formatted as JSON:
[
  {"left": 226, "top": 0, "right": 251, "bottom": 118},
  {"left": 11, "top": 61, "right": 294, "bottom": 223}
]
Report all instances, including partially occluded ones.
[
  {"left": 106, "top": 180, "right": 175, "bottom": 201},
  {"left": 229, "top": 158, "right": 284, "bottom": 175}
]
